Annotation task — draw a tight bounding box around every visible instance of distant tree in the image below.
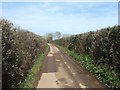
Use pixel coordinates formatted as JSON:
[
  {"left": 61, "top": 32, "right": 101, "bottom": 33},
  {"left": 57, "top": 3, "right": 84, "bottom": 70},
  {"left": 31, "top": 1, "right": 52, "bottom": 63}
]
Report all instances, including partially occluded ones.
[
  {"left": 55, "top": 31, "right": 61, "bottom": 39},
  {"left": 46, "top": 33, "right": 53, "bottom": 42}
]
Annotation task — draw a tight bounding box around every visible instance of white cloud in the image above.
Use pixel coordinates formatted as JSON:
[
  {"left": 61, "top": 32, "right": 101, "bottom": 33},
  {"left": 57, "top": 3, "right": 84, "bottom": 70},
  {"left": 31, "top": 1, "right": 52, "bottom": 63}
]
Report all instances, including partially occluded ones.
[{"left": 2, "top": 2, "right": 118, "bottom": 35}]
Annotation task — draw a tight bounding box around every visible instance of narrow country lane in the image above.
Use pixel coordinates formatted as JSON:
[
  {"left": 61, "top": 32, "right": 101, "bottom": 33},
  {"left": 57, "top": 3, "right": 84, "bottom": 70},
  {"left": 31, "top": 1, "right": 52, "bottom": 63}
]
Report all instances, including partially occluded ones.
[{"left": 37, "top": 44, "right": 106, "bottom": 89}]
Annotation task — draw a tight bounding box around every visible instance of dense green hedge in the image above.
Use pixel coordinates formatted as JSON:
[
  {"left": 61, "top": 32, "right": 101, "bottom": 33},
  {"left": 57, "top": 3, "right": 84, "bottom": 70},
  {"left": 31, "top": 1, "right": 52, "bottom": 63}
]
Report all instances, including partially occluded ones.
[
  {"left": 54, "top": 25, "right": 120, "bottom": 88},
  {"left": 1, "top": 19, "right": 47, "bottom": 88}
]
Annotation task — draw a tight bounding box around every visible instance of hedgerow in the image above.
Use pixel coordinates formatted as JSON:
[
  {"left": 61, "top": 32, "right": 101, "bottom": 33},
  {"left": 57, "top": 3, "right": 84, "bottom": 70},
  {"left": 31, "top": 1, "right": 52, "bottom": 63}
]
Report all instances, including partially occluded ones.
[
  {"left": 1, "top": 19, "right": 47, "bottom": 88},
  {"left": 54, "top": 25, "right": 120, "bottom": 88}
]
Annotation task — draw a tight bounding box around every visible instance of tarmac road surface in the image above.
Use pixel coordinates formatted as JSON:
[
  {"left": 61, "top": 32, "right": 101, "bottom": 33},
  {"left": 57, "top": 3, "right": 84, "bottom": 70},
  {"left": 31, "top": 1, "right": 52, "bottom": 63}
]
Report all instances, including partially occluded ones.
[{"left": 37, "top": 43, "right": 106, "bottom": 89}]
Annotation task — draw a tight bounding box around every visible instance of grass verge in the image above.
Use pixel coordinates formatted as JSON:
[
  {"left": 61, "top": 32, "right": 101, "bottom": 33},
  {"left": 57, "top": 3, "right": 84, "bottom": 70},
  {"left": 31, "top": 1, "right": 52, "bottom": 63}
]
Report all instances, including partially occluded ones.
[
  {"left": 56, "top": 45, "right": 120, "bottom": 88},
  {"left": 19, "top": 45, "right": 49, "bottom": 88}
]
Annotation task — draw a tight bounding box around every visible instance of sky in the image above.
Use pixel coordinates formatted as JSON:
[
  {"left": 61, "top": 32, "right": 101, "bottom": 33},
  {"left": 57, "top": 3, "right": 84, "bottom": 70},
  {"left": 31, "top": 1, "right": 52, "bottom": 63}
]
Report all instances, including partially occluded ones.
[{"left": 2, "top": 2, "right": 118, "bottom": 36}]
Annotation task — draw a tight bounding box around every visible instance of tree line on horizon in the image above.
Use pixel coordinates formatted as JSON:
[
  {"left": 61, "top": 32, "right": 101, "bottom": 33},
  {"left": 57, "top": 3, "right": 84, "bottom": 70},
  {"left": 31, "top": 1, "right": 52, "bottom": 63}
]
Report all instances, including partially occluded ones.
[{"left": 45, "top": 32, "right": 70, "bottom": 42}]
